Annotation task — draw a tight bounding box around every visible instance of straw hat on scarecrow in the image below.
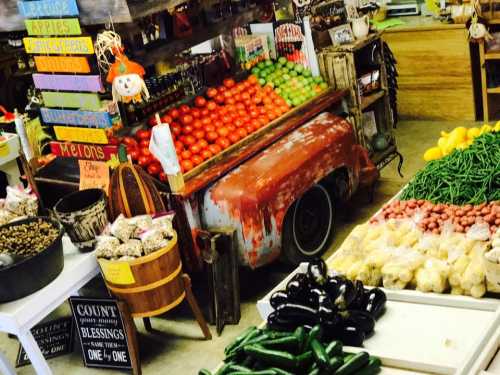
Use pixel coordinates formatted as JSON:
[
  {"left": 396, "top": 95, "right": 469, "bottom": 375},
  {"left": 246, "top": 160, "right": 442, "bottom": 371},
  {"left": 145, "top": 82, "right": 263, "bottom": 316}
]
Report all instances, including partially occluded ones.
[{"left": 107, "top": 54, "right": 150, "bottom": 104}]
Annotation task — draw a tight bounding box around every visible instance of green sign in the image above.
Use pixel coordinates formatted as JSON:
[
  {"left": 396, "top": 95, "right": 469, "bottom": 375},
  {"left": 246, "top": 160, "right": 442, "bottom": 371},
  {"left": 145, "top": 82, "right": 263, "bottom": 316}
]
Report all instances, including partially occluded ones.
[
  {"left": 42, "top": 92, "right": 101, "bottom": 111},
  {"left": 25, "top": 18, "right": 81, "bottom": 36}
]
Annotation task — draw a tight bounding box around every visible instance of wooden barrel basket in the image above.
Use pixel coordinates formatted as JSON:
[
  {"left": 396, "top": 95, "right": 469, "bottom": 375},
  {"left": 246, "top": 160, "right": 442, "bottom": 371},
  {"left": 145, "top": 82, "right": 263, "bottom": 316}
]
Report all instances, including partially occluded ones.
[{"left": 98, "top": 232, "right": 185, "bottom": 318}]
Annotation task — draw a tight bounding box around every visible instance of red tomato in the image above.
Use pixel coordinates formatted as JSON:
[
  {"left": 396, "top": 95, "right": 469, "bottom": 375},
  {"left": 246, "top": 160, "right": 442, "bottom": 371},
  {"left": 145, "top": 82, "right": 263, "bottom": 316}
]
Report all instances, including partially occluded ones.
[
  {"left": 169, "top": 108, "right": 180, "bottom": 119},
  {"left": 241, "top": 92, "right": 250, "bottom": 101},
  {"left": 179, "top": 104, "right": 191, "bottom": 114},
  {"left": 238, "top": 109, "right": 247, "bottom": 118},
  {"left": 174, "top": 140, "right": 184, "bottom": 150},
  {"left": 223, "top": 91, "right": 232, "bottom": 100},
  {"left": 180, "top": 114, "right": 193, "bottom": 125},
  {"left": 190, "top": 108, "right": 201, "bottom": 119},
  {"left": 148, "top": 116, "right": 160, "bottom": 127},
  {"left": 108, "top": 136, "right": 120, "bottom": 145},
  {"left": 235, "top": 83, "right": 245, "bottom": 92},
  {"left": 258, "top": 116, "right": 268, "bottom": 127},
  {"left": 234, "top": 119, "right": 245, "bottom": 128},
  {"left": 192, "top": 119, "right": 203, "bottom": 129},
  {"left": 159, "top": 172, "right": 167, "bottom": 182},
  {"left": 128, "top": 149, "right": 140, "bottom": 161},
  {"left": 138, "top": 155, "right": 151, "bottom": 167},
  {"left": 181, "top": 150, "right": 192, "bottom": 159},
  {"left": 243, "top": 99, "right": 252, "bottom": 108},
  {"left": 139, "top": 139, "right": 150, "bottom": 148},
  {"left": 147, "top": 162, "right": 162, "bottom": 176},
  {"left": 249, "top": 109, "right": 259, "bottom": 118},
  {"left": 204, "top": 124, "right": 216, "bottom": 133},
  {"left": 206, "top": 131, "right": 218, "bottom": 142},
  {"left": 160, "top": 115, "right": 173, "bottom": 124},
  {"left": 252, "top": 96, "right": 262, "bottom": 105},
  {"left": 259, "top": 107, "right": 267, "bottom": 115},
  {"left": 247, "top": 86, "right": 257, "bottom": 96},
  {"left": 216, "top": 137, "right": 231, "bottom": 149},
  {"left": 140, "top": 147, "right": 152, "bottom": 157},
  {"left": 170, "top": 122, "right": 182, "bottom": 136},
  {"left": 221, "top": 115, "right": 232, "bottom": 124},
  {"left": 217, "top": 127, "right": 229, "bottom": 137},
  {"left": 201, "top": 117, "right": 211, "bottom": 126},
  {"left": 189, "top": 144, "right": 202, "bottom": 154},
  {"left": 228, "top": 133, "right": 240, "bottom": 144},
  {"left": 206, "top": 101, "right": 217, "bottom": 111},
  {"left": 246, "top": 124, "right": 255, "bottom": 134},
  {"left": 263, "top": 97, "right": 272, "bottom": 105},
  {"left": 247, "top": 75, "right": 258, "bottom": 85},
  {"left": 195, "top": 96, "right": 207, "bottom": 108},
  {"left": 206, "top": 88, "right": 217, "bottom": 98},
  {"left": 197, "top": 139, "right": 209, "bottom": 149},
  {"left": 201, "top": 108, "right": 210, "bottom": 117},
  {"left": 226, "top": 98, "right": 236, "bottom": 105},
  {"left": 201, "top": 149, "right": 213, "bottom": 160},
  {"left": 237, "top": 128, "right": 248, "bottom": 138},
  {"left": 209, "top": 112, "right": 219, "bottom": 121},
  {"left": 227, "top": 125, "right": 236, "bottom": 132},
  {"left": 181, "top": 159, "right": 194, "bottom": 172},
  {"left": 208, "top": 144, "right": 222, "bottom": 155},
  {"left": 184, "top": 135, "right": 196, "bottom": 146},
  {"left": 236, "top": 102, "right": 245, "bottom": 110},
  {"left": 122, "top": 136, "right": 138, "bottom": 147},
  {"left": 212, "top": 120, "right": 223, "bottom": 129},
  {"left": 136, "top": 129, "right": 151, "bottom": 140},
  {"left": 217, "top": 86, "right": 226, "bottom": 93},
  {"left": 191, "top": 155, "right": 204, "bottom": 166},
  {"left": 250, "top": 119, "right": 260, "bottom": 129},
  {"left": 182, "top": 125, "right": 194, "bottom": 135},
  {"left": 193, "top": 130, "right": 205, "bottom": 139},
  {"left": 178, "top": 135, "right": 188, "bottom": 144},
  {"left": 223, "top": 78, "right": 236, "bottom": 88},
  {"left": 233, "top": 93, "right": 242, "bottom": 103},
  {"left": 215, "top": 94, "right": 225, "bottom": 104}
]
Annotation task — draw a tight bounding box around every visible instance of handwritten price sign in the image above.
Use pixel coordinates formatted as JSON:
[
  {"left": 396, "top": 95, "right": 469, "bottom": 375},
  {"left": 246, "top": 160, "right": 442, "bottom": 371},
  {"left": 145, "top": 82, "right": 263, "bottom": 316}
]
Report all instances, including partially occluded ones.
[{"left": 79, "top": 160, "right": 109, "bottom": 193}]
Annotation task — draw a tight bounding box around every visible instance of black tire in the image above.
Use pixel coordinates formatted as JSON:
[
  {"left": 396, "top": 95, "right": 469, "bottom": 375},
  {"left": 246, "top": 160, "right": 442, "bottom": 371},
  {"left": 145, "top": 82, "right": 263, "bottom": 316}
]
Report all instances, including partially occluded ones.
[{"left": 281, "top": 184, "right": 335, "bottom": 266}]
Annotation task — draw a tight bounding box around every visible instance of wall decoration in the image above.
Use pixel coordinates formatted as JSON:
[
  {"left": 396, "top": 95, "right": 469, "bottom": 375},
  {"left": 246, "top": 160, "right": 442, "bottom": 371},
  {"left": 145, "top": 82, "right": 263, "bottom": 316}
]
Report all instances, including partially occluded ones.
[
  {"left": 328, "top": 24, "right": 355, "bottom": 45},
  {"left": 106, "top": 54, "right": 150, "bottom": 104},
  {"left": 33, "top": 74, "right": 103, "bottom": 92},
  {"left": 34, "top": 56, "right": 91, "bottom": 73},
  {"left": 41, "top": 92, "right": 101, "bottom": 111},
  {"left": 25, "top": 18, "right": 81, "bottom": 36},
  {"left": 41, "top": 108, "right": 112, "bottom": 128},
  {"left": 23, "top": 36, "right": 94, "bottom": 55}
]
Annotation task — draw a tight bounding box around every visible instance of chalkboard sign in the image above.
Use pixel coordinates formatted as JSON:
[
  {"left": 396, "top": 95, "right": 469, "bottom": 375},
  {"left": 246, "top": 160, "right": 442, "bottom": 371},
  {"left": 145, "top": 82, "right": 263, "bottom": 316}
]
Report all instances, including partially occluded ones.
[
  {"left": 16, "top": 317, "right": 74, "bottom": 367},
  {"left": 69, "top": 297, "right": 132, "bottom": 370}
]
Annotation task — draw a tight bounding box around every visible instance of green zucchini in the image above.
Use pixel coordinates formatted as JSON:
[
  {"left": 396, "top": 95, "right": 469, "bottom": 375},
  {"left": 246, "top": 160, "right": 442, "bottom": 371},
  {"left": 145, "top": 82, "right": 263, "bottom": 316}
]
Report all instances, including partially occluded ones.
[
  {"left": 334, "top": 352, "right": 369, "bottom": 375},
  {"left": 305, "top": 325, "right": 323, "bottom": 350},
  {"left": 227, "top": 371, "right": 278, "bottom": 375},
  {"left": 225, "top": 327, "right": 258, "bottom": 354},
  {"left": 216, "top": 362, "right": 234, "bottom": 375},
  {"left": 228, "top": 365, "right": 252, "bottom": 372},
  {"left": 268, "top": 367, "right": 295, "bottom": 375},
  {"left": 261, "top": 336, "right": 299, "bottom": 352},
  {"left": 199, "top": 369, "right": 212, "bottom": 375},
  {"left": 325, "top": 341, "right": 343, "bottom": 357},
  {"left": 296, "top": 351, "right": 314, "bottom": 369},
  {"left": 244, "top": 345, "right": 297, "bottom": 369},
  {"left": 294, "top": 326, "right": 307, "bottom": 352},
  {"left": 355, "top": 357, "right": 382, "bottom": 375},
  {"left": 311, "top": 339, "right": 330, "bottom": 370}
]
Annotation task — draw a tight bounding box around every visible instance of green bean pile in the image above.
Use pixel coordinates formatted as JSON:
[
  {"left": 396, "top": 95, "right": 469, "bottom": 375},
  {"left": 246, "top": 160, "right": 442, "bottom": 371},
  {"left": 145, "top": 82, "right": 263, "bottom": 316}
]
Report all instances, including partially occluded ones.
[{"left": 401, "top": 131, "right": 500, "bottom": 205}]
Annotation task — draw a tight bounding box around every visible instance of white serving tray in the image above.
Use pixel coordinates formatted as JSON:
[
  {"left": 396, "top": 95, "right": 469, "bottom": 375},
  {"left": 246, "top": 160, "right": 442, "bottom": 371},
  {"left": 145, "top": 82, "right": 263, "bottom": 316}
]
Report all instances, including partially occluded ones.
[
  {"left": 256, "top": 262, "right": 500, "bottom": 375},
  {"left": 466, "top": 321, "right": 500, "bottom": 375}
]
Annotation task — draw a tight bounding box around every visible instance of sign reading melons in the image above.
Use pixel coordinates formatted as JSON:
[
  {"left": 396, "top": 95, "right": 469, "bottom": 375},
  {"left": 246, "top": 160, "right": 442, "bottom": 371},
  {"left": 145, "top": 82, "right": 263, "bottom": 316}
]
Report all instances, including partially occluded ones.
[
  {"left": 24, "top": 37, "right": 94, "bottom": 55},
  {"left": 17, "top": 0, "right": 79, "bottom": 18},
  {"left": 50, "top": 141, "right": 118, "bottom": 161}
]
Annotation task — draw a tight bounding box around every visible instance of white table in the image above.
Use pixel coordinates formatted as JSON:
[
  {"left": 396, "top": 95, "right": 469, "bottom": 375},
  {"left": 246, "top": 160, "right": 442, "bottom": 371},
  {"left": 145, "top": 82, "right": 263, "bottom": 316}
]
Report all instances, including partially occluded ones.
[{"left": 0, "top": 237, "right": 99, "bottom": 375}]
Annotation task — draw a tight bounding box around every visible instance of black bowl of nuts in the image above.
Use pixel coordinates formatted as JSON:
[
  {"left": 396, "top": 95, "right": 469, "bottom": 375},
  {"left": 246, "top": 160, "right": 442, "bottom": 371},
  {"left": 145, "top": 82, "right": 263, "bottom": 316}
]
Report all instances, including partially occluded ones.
[{"left": 0, "top": 217, "right": 64, "bottom": 302}]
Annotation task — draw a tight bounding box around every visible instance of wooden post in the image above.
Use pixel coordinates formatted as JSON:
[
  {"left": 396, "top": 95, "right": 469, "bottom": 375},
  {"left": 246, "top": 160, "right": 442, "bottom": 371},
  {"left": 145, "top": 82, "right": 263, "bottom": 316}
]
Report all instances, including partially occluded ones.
[
  {"left": 182, "top": 274, "right": 212, "bottom": 340},
  {"left": 117, "top": 301, "right": 142, "bottom": 375}
]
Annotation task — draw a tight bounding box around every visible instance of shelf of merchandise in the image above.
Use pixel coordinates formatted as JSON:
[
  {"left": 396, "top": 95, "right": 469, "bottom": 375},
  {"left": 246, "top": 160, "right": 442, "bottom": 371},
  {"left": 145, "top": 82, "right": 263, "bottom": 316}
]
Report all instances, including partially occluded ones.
[{"left": 361, "top": 90, "right": 386, "bottom": 111}]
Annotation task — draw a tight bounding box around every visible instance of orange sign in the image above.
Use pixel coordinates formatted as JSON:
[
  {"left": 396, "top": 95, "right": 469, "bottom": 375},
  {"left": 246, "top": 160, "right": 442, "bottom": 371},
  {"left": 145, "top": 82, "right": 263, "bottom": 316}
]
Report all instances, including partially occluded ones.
[
  {"left": 34, "top": 56, "right": 90, "bottom": 73},
  {"left": 79, "top": 160, "right": 110, "bottom": 192}
]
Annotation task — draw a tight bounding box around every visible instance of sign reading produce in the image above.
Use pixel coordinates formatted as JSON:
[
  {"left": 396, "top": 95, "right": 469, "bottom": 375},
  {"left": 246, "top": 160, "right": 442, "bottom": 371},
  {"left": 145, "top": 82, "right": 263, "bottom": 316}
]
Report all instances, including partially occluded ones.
[
  {"left": 69, "top": 297, "right": 132, "bottom": 370},
  {"left": 23, "top": 36, "right": 94, "bottom": 55}
]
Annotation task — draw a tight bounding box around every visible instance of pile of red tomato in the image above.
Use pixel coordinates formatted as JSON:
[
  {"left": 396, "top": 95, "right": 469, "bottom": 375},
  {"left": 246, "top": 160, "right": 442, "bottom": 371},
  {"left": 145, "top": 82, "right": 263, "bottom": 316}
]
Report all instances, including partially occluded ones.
[{"left": 124, "top": 75, "right": 291, "bottom": 177}]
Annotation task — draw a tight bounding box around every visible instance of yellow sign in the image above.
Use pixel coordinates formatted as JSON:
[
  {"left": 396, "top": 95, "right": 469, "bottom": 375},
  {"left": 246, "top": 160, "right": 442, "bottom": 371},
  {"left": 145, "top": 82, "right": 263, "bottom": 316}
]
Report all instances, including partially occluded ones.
[
  {"left": 23, "top": 37, "right": 94, "bottom": 55},
  {"left": 79, "top": 160, "right": 110, "bottom": 192},
  {"left": 99, "top": 260, "right": 136, "bottom": 285},
  {"left": 34, "top": 56, "right": 90, "bottom": 73},
  {"left": 0, "top": 143, "right": 10, "bottom": 157},
  {"left": 54, "top": 126, "right": 108, "bottom": 144}
]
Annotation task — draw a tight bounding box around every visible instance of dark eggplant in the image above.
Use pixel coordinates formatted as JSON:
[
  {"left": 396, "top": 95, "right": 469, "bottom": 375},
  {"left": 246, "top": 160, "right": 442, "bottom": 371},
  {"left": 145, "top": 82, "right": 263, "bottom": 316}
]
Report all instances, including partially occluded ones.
[
  {"left": 267, "top": 311, "right": 299, "bottom": 332},
  {"left": 318, "top": 294, "right": 337, "bottom": 323},
  {"left": 334, "top": 325, "right": 365, "bottom": 347},
  {"left": 324, "top": 276, "right": 342, "bottom": 300},
  {"left": 348, "top": 280, "right": 366, "bottom": 310},
  {"left": 319, "top": 315, "right": 343, "bottom": 342},
  {"left": 275, "top": 303, "right": 319, "bottom": 326},
  {"left": 362, "top": 288, "right": 387, "bottom": 319},
  {"left": 307, "top": 258, "right": 327, "bottom": 285},
  {"left": 286, "top": 273, "right": 309, "bottom": 303},
  {"left": 270, "top": 291, "right": 289, "bottom": 309},
  {"left": 334, "top": 278, "right": 356, "bottom": 309},
  {"left": 306, "top": 287, "right": 327, "bottom": 308},
  {"left": 341, "top": 310, "right": 376, "bottom": 334}
]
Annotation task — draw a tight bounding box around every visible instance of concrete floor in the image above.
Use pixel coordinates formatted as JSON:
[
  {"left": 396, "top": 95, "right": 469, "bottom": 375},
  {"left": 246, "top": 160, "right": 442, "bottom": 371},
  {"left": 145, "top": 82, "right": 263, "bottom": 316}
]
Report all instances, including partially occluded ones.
[{"left": 0, "top": 120, "right": 478, "bottom": 374}]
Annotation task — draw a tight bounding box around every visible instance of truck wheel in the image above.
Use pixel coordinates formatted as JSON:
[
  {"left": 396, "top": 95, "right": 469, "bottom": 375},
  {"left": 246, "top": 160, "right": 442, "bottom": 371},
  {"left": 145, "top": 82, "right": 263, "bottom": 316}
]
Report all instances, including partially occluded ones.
[{"left": 282, "top": 184, "right": 335, "bottom": 265}]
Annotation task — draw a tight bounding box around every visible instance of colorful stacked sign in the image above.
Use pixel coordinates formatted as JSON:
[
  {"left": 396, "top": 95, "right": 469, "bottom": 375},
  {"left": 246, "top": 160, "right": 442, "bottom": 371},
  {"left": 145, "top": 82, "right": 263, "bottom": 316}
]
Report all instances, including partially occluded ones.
[{"left": 19, "top": 0, "right": 118, "bottom": 161}]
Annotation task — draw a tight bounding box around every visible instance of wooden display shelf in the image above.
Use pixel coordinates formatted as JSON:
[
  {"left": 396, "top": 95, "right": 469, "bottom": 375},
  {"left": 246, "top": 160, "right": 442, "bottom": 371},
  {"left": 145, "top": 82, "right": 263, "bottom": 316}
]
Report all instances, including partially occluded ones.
[
  {"left": 136, "top": 9, "right": 257, "bottom": 65},
  {"left": 181, "top": 89, "right": 348, "bottom": 197},
  {"left": 361, "top": 90, "right": 385, "bottom": 110},
  {"left": 485, "top": 52, "right": 500, "bottom": 60},
  {"left": 487, "top": 87, "right": 500, "bottom": 94}
]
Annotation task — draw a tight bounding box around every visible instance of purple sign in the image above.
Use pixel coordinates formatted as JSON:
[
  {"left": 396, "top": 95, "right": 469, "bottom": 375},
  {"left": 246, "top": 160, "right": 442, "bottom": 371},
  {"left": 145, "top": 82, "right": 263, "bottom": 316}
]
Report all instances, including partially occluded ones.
[
  {"left": 33, "top": 74, "right": 103, "bottom": 92},
  {"left": 41, "top": 108, "right": 112, "bottom": 128}
]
